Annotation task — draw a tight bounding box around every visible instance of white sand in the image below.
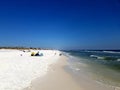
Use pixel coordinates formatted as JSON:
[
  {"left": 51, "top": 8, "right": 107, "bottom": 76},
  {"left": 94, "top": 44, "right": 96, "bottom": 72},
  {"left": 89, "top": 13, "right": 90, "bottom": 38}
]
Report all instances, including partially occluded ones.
[
  {"left": 0, "top": 49, "right": 60, "bottom": 90},
  {"left": 27, "top": 56, "right": 116, "bottom": 90},
  {"left": 26, "top": 56, "right": 82, "bottom": 90}
]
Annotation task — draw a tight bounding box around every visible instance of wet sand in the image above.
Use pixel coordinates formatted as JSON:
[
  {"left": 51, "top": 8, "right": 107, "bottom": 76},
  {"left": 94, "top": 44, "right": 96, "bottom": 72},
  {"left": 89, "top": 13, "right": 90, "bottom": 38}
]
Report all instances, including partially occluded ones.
[{"left": 25, "top": 55, "right": 120, "bottom": 90}]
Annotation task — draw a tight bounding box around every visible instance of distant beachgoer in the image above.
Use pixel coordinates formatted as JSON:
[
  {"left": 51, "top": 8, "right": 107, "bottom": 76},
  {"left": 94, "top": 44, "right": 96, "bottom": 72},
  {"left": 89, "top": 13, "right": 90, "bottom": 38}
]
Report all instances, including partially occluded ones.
[
  {"left": 35, "top": 51, "right": 40, "bottom": 56},
  {"left": 39, "top": 53, "right": 43, "bottom": 56},
  {"left": 31, "top": 52, "right": 35, "bottom": 56},
  {"left": 59, "top": 53, "right": 62, "bottom": 56}
]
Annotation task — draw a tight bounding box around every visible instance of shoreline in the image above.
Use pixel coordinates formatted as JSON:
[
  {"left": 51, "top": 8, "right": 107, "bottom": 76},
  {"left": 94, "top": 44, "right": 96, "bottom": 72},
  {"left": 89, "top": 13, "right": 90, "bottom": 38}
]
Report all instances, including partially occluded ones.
[
  {"left": 24, "top": 55, "right": 120, "bottom": 90},
  {"left": 0, "top": 49, "right": 119, "bottom": 90},
  {"left": 24, "top": 55, "right": 82, "bottom": 90}
]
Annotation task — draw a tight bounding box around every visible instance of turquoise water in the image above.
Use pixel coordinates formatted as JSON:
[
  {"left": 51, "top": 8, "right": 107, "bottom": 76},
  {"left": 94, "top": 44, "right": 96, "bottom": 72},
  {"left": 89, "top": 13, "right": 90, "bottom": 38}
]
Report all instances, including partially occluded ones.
[{"left": 63, "top": 50, "right": 120, "bottom": 87}]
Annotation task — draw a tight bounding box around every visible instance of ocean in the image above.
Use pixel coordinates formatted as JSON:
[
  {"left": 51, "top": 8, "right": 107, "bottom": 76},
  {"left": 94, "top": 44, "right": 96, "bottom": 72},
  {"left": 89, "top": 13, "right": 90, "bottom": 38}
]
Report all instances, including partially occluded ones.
[{"left": 63, "top": 50, "right": 120, "bottom": 87}]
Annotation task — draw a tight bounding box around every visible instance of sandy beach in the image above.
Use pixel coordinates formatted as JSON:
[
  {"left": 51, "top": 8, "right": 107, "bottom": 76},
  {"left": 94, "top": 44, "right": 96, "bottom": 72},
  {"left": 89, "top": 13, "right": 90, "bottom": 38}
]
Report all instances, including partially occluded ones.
[
  {"left": 0, "top": 49, "right": 120, "bottom": 90},
  {"left": 0, "top": 49, "right": 60, "bottom": 90},
  {"left": 25, "top": 56, "right": 82, "bottom": 90},
  {"left": 1, "top": 0, "right": 120, "bottom": 89},
  {"left": 25, "top": 54, "right": 120, "bottom": 90}
]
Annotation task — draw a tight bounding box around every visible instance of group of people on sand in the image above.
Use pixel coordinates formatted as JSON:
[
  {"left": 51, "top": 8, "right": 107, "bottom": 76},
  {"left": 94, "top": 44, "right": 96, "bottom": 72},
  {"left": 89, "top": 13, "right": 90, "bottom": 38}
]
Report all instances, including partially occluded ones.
[
  {"left": 31, "top": 51, "right": 43, "bottom": 56},
  {"left": 54, "top": 52, "right": 62, "bottom": 56},
  {"left": 31, "top": 52, "right": 62, "bottom": 57},
  {"left": 21, "top": 50, "right": 62, "bottom": 57}
]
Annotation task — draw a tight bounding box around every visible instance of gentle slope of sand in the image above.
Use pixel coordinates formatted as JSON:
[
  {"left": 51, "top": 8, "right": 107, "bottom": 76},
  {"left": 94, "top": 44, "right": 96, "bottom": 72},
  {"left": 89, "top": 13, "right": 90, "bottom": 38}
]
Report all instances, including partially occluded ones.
[
  {"left": 25, "top": 56, "right": 82, "bottom": 90},
  {"left": 0, "top": 49, "right": 60, "bottom": 90},
  {"left": 26, "top": 55, "right": 120, "bottom": 90}
]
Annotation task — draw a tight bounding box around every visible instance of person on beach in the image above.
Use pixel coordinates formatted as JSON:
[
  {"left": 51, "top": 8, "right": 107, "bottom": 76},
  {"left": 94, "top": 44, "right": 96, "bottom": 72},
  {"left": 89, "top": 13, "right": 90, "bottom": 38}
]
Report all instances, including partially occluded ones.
[
  {"left": 59, "top": 53, "right": 62, "bottom": 56},
  {"left": 31, "top": 52, "right": 35, "bottom": 56},
  {"left": 35, "top": 51, "right": 41, "bottom": 56}
]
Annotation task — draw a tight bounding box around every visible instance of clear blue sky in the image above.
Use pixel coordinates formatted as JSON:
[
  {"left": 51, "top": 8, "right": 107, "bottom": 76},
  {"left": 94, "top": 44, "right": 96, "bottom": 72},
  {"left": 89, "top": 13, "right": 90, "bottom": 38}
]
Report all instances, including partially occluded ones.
[{"left": 0, "top": 0, "right": 120, "bottom": 49}]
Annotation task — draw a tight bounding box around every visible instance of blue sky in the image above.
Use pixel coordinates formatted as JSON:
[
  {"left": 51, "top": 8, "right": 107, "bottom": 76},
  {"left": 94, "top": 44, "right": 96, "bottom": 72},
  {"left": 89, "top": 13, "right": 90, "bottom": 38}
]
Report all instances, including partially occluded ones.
[{"left": 0, "top": 0, "right": 120, "bottom": 49}]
